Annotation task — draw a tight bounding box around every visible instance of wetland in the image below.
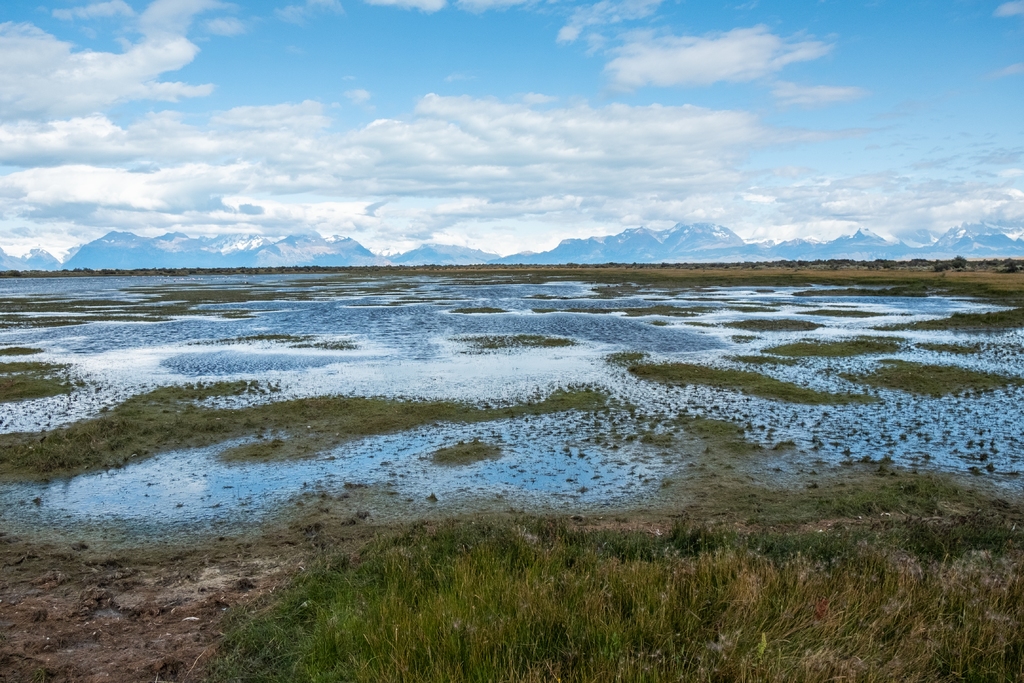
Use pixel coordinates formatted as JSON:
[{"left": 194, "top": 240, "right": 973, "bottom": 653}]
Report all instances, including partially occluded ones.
[{"left": 2, "top": 265, "right": 1024, "bottom": 681}]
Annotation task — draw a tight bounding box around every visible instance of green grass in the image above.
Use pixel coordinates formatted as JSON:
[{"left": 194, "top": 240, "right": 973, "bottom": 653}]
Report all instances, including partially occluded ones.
[
  {"left": 681, "top": 415, "right": 763, "bottom": 455},
  {"left": 0, "top": 384, "right": 606, "bottom": 477},
  {"left": 451, "top": 307, "right": 508, "bottom": 314},
  {"left": 209, "top": 515, "right": 1024, "bottom": 683},
  {"left": 605, "top": 351, "right": 649, "bottom": 367},
  {"left": 792, "top": 285, "right": 929, "bottom": 298},
  {"left": 456, "top": 335, "right": 577, "bottom": 351},
  {"left": 764, "top": 337, "right": 904, "bottom": 357},
  {"left": 845, "top": 360, "right": 1022, "bottom": 397},
  {"left": 431, "top": 439, "right": 502, "bottom": 465},
  {"left": 888, "top": 306, "right": 1024, "bottom": 331},
  {"left": 0, "top": 346, "right": 42, "bottom": 356},
  {"left": 628, "top": 362, "right": 873, "bottom": 404},
  {"left": 0, "top": 361, "right": 71, "bottom": 403},
  {"left": 209, "top": 334, "right": 357, "bottom": 350},
  {"left": 916, "top": 342, "right": 984, "bottom": 355},
  {"left": 728, "top": 355, "right": 799, "bottom": 366},
  {"left": 797, "top": 308, "right": 883, "bottom": 318},
  {"left": 723, "top": 319, "right": 822, "bottom": 332}
]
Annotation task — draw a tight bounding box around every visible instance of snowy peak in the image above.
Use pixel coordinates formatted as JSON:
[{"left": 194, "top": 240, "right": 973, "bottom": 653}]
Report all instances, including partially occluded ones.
[{"left": 390, "top": 244, "right": 500, "bottom": 266}]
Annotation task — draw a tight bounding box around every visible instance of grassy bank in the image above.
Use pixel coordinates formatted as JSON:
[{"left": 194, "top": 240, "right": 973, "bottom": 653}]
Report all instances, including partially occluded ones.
[
  {"left": 0, "top": 360, "right": 71, "bottom": 403},
  {"left": 210, "top": 507, "right": 1023, "bottom": 683},
  {"left": 846, "top": 360, "right": 1022, "bottom": 397},
  {"left": 627, "top": 362, "right": 873, "bottom": 404},
  {"left": 0, "top": 383, "right": 606, "bottom": 478}
]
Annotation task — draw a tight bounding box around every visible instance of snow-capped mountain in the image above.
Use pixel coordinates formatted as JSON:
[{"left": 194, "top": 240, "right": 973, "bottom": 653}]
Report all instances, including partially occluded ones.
[
  {"left": 389, "top": 244, "right": 500, "bottom": 266},
  {"left": 60, "top": 231, "right": 382, "bottom": 270},
  {"left": 0, "top": 247, "right": 62, "bottom": 271},
  {"left": 4, "top": 222, "right": 1024, "bottom": 271}
]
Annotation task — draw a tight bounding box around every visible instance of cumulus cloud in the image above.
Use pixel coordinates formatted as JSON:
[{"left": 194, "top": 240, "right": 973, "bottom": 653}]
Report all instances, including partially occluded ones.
[
  {"left": 276, "top": 0, "right": 343, "bottom": 23},
  {"left": 344, "top": 88, "right": 372, "bottom": 104},
  {"left": 772, "top": 81, "right": 867, "bottom": 107},
  {"left": 52, "top": 1, "right": 136, "bottom": 21},
  {"left": 557, "top": 0, "right": 662, "bottom": 44},
  {"left": 0, "top": 21, "right": 214, "bottom": 119},
  {"left": 995, "top": 1, "right": 1024, "bottom": 17},
  {"left": 606, "top": 26, "right": 832, "bottom": 90},
  {"left": 205, "top": 17, "right": 246, "bottom": 36}
]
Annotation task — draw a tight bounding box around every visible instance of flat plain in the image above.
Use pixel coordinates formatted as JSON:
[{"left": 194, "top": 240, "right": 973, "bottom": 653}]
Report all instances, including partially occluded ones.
[{"left": 1, "top": 263, "right": 1023, "bottom": 682}]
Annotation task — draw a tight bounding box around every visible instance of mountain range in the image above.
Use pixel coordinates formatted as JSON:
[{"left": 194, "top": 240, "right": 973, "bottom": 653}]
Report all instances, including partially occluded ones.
[{"left": 2, "top": 222, "right": 1023, "bottom": 271}]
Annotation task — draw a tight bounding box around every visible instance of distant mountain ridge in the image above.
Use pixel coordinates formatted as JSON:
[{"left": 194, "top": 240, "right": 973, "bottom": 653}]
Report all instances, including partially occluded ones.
[{"left": 2, "top": 222, "right": 1023, "bottom": 271}]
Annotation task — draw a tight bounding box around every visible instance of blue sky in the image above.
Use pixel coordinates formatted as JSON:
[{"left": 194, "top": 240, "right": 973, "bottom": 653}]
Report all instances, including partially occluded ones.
[{"left": 0, "top": 0, "right": 1021, "bottom": 257}]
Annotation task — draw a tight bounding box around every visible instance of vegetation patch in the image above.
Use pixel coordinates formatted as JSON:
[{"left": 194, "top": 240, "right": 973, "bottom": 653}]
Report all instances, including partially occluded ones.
[
  {"left": 845, "top": 360, "right": 1022, "bottom": 397},
  {"left": 619, "top": 305, "right": 711, "bottom": 317},
  {"left": 451, "top": 307, "right": 508, "bottom": 314},
  {"left": 793, "top": 285, "right": 929, "bottom": 297},
  {"left": 209, "top": 334, "right": 358, "bottom": 350},
  {"left": 0, "top": 360, "right": 71, "bottom": 403},
  {"left": 728, "top": 354, "right": 798, "bottom": 366},
  {"left": 627, "top": 362, "right": 872, "bottom": 404},
  {"left": 209, "top": 515, "right": 1023, "bottom": 683},
  {"left": 431, "top": 439, "right": 502, "bottom": 465},
  {"left": 457, "top": 335, "right": 577, "bottom": 351},
  {"left": 605, "top": 351, "right": 649, "bottom": 367},
  {"left": 797, "top": 308, "right": 882, "bottom": 318},
  {"left": 0, "top": 384, "right": 606, "bottom": 477},
  {"left": 764, "top": 337, "right": 904, "bottom": 357},
  {"left": 723, "top": 319, "right": 822, "bottom": 332},
  {"left": 680, "top": 415, "right": 763, "bottom": 455},
  {"left": 916, "top": 341, "right": 984, "bottom": 355},
  {"left": 0, "top": 346, "right": 42, "bottom": 356},
  {"left": 888, "top": 306, "right": 1024, "bottom": 331}
]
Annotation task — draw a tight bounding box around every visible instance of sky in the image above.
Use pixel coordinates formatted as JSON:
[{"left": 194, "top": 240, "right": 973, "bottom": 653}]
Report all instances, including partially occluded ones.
[{"left": 0, "top": 0, "right": 1022, "bottom": 258}]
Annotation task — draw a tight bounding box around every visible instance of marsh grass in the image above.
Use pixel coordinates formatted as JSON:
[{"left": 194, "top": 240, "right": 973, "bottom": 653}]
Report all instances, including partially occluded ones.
[
  {"left": 764, "top": 337, "right": 904, "bottom": 358},
  {"left": 0, "top": 384, "right": 606, "bottom": 477},
  {"left": 728, "top": 355, "right": 799, "bottom": 366},
  {"left": 605, "top": 351, "right": 649, "bottom": 367},
  {"left": 627, "top": 362, "right": 873, "bottom": 404},
  {"left": 210, "top": 514, "right": 1024, "bottom": 683},
  {"left": 680, "top": 415, "right": 762, "bottom": 455},
  {"left": 797, "top": 308, "right": 882, "bottom": 318},
  {"left": 792, "top": 285, "right": 929, "bottom": 298},
  {"left": 431, "top": 439, "right": 502, "bottom": 465},
  {"left": 0, "top": 347, "right": 42, "bottom": 356},
  {"left": 916, "top": 342, "right": 984, "bottom": 355},
  {"left": 0, "top": 360, "right": 71, "bottom": 403},
  {"left": 724, "top": 319, "right": 822, "bottom": 332},
  {"left": 451, "top": 307, "right": 508, "bottom": 314},
  {"left": 456, "top": 335, "right": 577, "bottom": 351},
  {"left": 845, "top": 360, "right": 1022, "bottom": 397},
  {"left": 887, "top": 306, "right": 1024, "bottom": 331}
]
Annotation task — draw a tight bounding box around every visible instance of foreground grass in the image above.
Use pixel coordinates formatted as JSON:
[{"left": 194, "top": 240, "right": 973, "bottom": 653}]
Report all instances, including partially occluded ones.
[
  {"left": 0, "top": 383, "right": 605, "bottom": 477},
  {"left": 628, "top": 362, "right": 873, "bottom": 404},
  {"left": 210, "top": 512, "right": 1023, "bottom": 683},
  {"left": 764, "top": 337, "right": 904, "bottom": 358},
  {"left": 846, "top": 360, "right": 1022, "bottom": 397},
  {"left": 0, "top": 360, "right": 71, "bottom": 403}
]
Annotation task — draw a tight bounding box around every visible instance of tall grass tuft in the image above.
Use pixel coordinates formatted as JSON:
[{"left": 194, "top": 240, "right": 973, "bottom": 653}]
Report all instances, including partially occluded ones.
[{"left": 210, "top": 519, "right": 1023, "bottom": 682}]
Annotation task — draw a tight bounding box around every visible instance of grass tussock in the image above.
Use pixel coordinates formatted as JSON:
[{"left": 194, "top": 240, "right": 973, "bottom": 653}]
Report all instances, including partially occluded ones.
[
  {"left": 431, "top": 439, "right": 502, "bottom": 465},
  {"left": 209, "top": 516, "right": 1024, "bottom": 683},
  {"left": 457, "top": 335, "right": 576, "bottom": 351},
  {"left": 0, "top": 384, "right": 606, "bottom": 477},
  {"left": 728, "top": 355, "right": 798, "bottom": 366},
  {"left": 916, "top": 342, "right": 984, "bottom": 355},
  {"left": 0, "top": 346, "right": 42, "bottom": 356},
  {"left": 451, "top": 307, "right": 508, "bottom": 314},
  {"left": 889, "top": 306, "right": 1024, "bottom": 331},
  {"left": 764, "top": 337, "right": 904, "bottom": 358},
  {"left": 628, "top": 362, "right": 873, "bottom": 404},
  {"left": 0, "top": 360, "right": 71, "bottom": 403},
  {"left": 724, "top": 319, "right": 822, "bottom": 332},
  {"left": 845, "top": 360, "right": 1022, "bottom": 397},
  {"left": 797, "top": 308, "right": 883, "bottom": 318}
]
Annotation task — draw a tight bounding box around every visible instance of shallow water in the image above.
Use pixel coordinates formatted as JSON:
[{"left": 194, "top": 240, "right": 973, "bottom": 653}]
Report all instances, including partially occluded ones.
[{"left": 2, "top": 273, "right": 1022, "bottom": 533}]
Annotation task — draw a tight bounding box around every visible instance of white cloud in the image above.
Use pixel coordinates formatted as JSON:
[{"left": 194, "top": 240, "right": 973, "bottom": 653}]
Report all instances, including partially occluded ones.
[
  {"left": 344, "top": 88, "right": 372, "bottom": 104},
  {"left": 362, "top": 0, "right": 446, "bottom": 11},
  {"left": 205, "top": 17, "right": 246, "bottom": 36},
  {"left": 0, "top": 21, "right": 213, "bottom": 119},
  {"left": 455, "top": 0, "right": 530, "bottom": 13},
  {"left": 52, "top": 1, "right": 136, "bottom": 21},
  {"left": 990, "top": 62, "right": 1024, "bottom": 78},
  {"left": 276, "top": 0, "right": 343, "bottom": 24},
  {"left": 557, "top": 0, "right": 662, "bottom": 44},
  {"left": 995, "top": 1, "right": 1024, "bottom": 17},
  {"left": 606, "top": 26, "right": 832, "bottom": 89},
  {"left": 772, "top": 81, "right": 867, "bottom": 107}
]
